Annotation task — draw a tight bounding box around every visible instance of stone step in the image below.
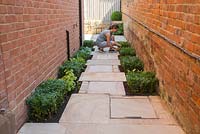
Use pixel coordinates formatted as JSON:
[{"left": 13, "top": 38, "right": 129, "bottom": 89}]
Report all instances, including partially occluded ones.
[
  {"left": 59, "top": 94, "right": 110, "bottom": 124},
  {"left": 86, "top": 59, "right": 120, "bottom": 65},
  {"left": 79, "top": 82, "right": 125, "bottom": 96},
  {"left": 18, "top": 123, "right": 66, "bottom": 134},
  {"left": 61, "top": 123, "right": 185, "bottom": 134},
  {"left": 85, "top": 65, "right": 120, "bottom": 73},
  {"left": 79, "top": 72, "right": 126, "bottom": 82},
  {"left": 110, "top": 97, "right": 157, "bottom": 119},
  {"left": 92, "top": 53, "right": 119, "bottom": 60}
]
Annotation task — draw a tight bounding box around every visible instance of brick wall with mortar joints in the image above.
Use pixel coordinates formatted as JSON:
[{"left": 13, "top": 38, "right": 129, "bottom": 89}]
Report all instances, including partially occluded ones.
[
  {"left": 0, "top": 0, "right": 81, "bottom": 130},
  {"left": 122, "top": 0, "right": 200, "bottom": 134}
]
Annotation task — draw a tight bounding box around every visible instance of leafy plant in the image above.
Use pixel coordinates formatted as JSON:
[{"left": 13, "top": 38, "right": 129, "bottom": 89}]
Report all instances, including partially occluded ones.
[
  {"left": 83, "top": 40, "right": 94, "bottom": 48},
  {"left": 120, "top": 56, "right": 144, "bottom": 72},
  {"left": 111, "top": 11, "right": 122, "bottom": 21},
  {"left": 126, "top": 71, "right": 159, "bottom": 95},
  {"left": 113, "top": 23, "right": 124, "bottom": 35},
  {"left": 118, "top": 41, "right": 131, "bottom": 48},
  {"left": 119, "top": 47, "right": 136, "bottom": 56},
  {"left": 61, "top": 69, "right": 76, "bottom": 92},
  {"left": 73, "top": 47, "right": 92, "bottom": 60},
  {"left": 26, "top": 79, "right": 67, "bottom": 121},
  {"left": 58, "top": 57, "right": 86, "bottom": 78}
]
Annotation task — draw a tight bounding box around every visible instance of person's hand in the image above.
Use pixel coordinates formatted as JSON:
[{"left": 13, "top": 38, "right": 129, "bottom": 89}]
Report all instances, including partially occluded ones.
[{"left": 115, "top": 47, "right": 120, "bottom": 51}]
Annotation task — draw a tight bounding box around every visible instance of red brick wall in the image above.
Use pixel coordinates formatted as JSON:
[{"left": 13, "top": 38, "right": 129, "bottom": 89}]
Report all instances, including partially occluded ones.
[
  {"left": 122, "top": 0, "right": 200, "bottom": 134},
  {"left": 0, "top": 47, "right": 8, "bottom": 109},
  {"left": 0, "top": 0, "right": 81, "bottom": 130}
]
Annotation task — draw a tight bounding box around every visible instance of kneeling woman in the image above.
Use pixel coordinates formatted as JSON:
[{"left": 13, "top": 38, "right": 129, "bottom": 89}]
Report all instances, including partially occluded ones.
[{"left": 95, "top": 24, "right": 121, "bottom": 52}]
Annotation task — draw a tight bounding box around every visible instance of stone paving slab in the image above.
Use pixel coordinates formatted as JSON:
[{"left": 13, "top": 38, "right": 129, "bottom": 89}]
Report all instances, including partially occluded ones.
[
  {"left": 79, "top": 72, "right": 126, "bottom": 82},
  {"left": 18, "top": 123, "right": 66, "bottom": 134},
  {"left": 111, "top": 97, "right": 157, "bottom": 119},
  {"left": 86, "top": 59, "right": 120, "bottom": 65},
  {"left": 92, "top": 53, "right": 119, "bottom": 60},
  {"left": 109, "top": 96, "right": 178, "bottom": 125},
  {"left": 79, "top": 82, "right": 125, "bottom": 96},
  {"left": 62, "top": 123, "right": 185, "bottom": 134},
  {"left": 85, "top": 65, "right": 120, "bottom": 73},
  {"left": 59, "top": 94, "right": 110, "bottom": 124}
]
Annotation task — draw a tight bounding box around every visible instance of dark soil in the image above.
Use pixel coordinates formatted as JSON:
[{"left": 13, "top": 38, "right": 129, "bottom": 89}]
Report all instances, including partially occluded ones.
[{"left": 118, "top": 65, "right": 124, "bottom": 72}]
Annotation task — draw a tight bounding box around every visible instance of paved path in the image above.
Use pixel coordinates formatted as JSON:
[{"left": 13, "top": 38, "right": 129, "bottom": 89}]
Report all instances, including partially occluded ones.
[{"left": 19, "top": 39, "right": 185, "bottom": 134}]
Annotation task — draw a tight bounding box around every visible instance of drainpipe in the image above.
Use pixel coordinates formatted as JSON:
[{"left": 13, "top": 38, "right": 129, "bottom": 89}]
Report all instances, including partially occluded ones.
[
  {"left": 66, "top": 30, "right": 70, "bottom": 60},
  {"left": 79, "top": 0, "right": 83, "bottom": 47}
]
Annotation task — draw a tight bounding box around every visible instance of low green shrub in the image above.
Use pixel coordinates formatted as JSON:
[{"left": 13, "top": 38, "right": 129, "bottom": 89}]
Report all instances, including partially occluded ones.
[
  {"left": 126, "top": 71, "right": 159, "bottom": 95},
  {"left": 113, "top": 23, "right": 123, "bottom": 35},
  {"left": 73, "top": 47, "right": 92, "bottom": 60},
  {"left": 111, "top": 11, "right": 122, "bottom": 21},
  {"left": 61, "top": 69, "right": 76, "bottom": 92},
  {"left": 118, "top": 41, "right": 131, "bottom": 48},
  {"left": 26, "top": 79, "right": 67, "bottom": 121},
  {"left": 83, "top": 40, "right": 94, "bottom": 48},
  {"left": 119, "top": 47, "right": 136, "bottom": 56},
  {"left": 58, "top": 57, "right": 86, "bottom": 78},
  {"left": 120, "top": 56, "right": 144, "bottom": 72}
]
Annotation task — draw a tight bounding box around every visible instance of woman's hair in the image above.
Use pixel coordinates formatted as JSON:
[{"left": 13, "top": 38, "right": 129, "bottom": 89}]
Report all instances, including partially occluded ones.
[{"left": 109, "top": 24, "right": 119, "bottom": 30}]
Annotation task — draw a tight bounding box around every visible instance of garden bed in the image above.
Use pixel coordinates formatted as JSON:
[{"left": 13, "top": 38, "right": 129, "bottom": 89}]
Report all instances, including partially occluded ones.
[
  {"left": 26, "top": 41, "right": 94, "bottom": 123},
  {"left": 118, "top": 41, "right": 159, "bottom": 96}
]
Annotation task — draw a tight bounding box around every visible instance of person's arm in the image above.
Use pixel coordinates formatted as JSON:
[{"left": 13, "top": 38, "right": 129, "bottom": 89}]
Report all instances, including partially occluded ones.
[
  {"left": 111, "top": 35, "right": 115, "bottom": 41},
  {"left": 105, "top": 33, "right": 115, "bottom": 49}
]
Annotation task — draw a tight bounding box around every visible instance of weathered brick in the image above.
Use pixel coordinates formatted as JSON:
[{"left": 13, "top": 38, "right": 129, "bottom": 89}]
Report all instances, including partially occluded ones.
[
  {"left": 0, "top": 0, "right": 81, "bottom": 130},
  {"left": 122, "top": 0, "right": 200, "bottom": 134}
]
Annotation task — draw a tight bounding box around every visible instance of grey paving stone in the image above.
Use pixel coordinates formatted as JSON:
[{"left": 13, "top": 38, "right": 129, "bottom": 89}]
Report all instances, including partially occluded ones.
[
  {"left": 18, "top": 123, "right": 66, "bottom": 134},
  {"left": 86, "top": 59, "right": 120, "bottom": 65},
  {"left": 92, "top": 53, "right": 119, "bottom": 60},
  {"left": 79, "top": 72, "right": 126, "bottom": 82},
  {"left": 62, "top": 123, "right": 185, "bottom": 134},
  {"left": 111, "top": 97, "right": 157, "bottom": 119},
  {"left": 85, "top": 65, "right": 120, "bottom": 73},
  {"left": 59, "top": 94, "right": 110, "bottom": 124},
  {"left": 79, "top": 82, "right": 125, "bottom": 96}
]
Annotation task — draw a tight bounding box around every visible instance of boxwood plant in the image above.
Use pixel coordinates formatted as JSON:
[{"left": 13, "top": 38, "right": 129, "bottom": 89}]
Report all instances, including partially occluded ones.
[
  {"left": 26, "top": 79, "right": 67, "bottom": 121},
  {"left": 118, "top": 41, "right": 131, "bottom": 48},
  {"left": 73, "top": 47, "right": 92, "bottom": 60},
  {"left": 26, "top": 69, "right": 77, "bottom": 122},
  {"left": 83, "top": 40, "right": 94, "bottom": 48},
  {"left": 111, "top": 11, "right": 122, "bottom": 21},
  {"left": 119, "top": 47, "right": 136, "bottom": 56},
  {"left": 126, "top": 71, "right": 159, "bottom": 95},
  {"left": 120, "top": 56, "right": 144, "bottom": 72}
]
